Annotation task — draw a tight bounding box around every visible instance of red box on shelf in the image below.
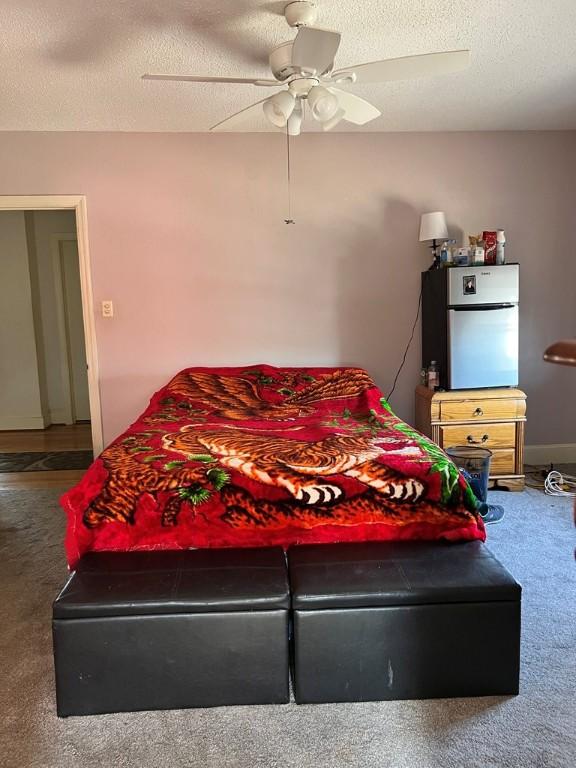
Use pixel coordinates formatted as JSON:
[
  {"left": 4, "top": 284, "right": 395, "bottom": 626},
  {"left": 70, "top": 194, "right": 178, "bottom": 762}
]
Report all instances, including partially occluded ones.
[{"left": 483, "top": 231, "right": 497, "bottom": 265}]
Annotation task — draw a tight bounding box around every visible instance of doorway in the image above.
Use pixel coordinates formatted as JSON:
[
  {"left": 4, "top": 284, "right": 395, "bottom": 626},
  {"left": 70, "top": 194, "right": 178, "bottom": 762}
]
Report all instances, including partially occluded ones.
[
  {"left": 52, "top": 234, "right": 91, "bottom": 424},
  {"left": 0, "top": 196, "right": 101, "bottom": 488}
]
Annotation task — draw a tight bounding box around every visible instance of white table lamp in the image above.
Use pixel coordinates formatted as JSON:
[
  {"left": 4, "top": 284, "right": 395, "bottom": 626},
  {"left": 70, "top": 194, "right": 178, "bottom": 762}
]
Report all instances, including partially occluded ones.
[{"left": 419, "top": 211, "right": 449, "bottom": 268}]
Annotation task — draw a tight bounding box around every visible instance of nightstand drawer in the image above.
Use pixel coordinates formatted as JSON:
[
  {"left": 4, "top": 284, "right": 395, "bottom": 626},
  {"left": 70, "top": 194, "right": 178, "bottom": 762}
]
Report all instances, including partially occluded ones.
[
  {"left": 488, "top": 449, "right": 516, "bottom": 475},
  {"left": 440, "top": 398, "right": 525, "bottom": 422},
  {"left": 440, "top": 423, "right": 516, "bottom": 450}
]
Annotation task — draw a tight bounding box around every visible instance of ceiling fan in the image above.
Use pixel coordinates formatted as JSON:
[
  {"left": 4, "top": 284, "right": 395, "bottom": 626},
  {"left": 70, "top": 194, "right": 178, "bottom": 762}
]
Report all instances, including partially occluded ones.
[{"left": 143, "top": 1, "right": 470, "bottom": 135}]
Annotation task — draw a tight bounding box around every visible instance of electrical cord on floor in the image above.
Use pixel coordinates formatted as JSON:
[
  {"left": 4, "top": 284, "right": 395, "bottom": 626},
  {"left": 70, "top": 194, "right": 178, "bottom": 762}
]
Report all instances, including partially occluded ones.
[
  {"left": 524, "top": 464, "right": 576, "bottom": 496},
  {"left": 387, "top": 287, "right": 422, "bottom": 402},
  {"left": 544, "top": 470, "right": 576, "bottom": 497}
]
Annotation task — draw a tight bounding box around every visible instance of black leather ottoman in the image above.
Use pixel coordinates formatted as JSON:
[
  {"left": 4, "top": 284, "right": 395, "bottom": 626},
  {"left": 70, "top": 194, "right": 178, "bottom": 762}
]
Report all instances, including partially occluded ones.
[
  {"left": 288, "top": 541, "right": 521, "bottom": 704},
  {"left": 53, "top": 547, "right": 290, "bottom": 716}
]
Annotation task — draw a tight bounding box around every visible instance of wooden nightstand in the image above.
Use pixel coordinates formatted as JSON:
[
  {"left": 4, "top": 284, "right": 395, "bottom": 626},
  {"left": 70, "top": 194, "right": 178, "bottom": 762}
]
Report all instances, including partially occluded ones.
[{"left": 415, "top": 386, "right": 527, "bottom": 491}]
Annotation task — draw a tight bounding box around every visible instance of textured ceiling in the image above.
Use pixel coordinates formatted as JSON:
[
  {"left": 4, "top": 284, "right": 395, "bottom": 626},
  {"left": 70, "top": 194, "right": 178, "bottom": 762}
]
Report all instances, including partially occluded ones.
[{"left": 1, "top": 0, "right": 576, "bottom": 132}]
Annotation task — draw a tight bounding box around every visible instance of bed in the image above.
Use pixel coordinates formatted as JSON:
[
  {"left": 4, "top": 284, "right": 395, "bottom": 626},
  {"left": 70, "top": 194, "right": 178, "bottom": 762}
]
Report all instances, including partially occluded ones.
[{"left": 62, "top": 365, "right": 485, "bottom": 568}]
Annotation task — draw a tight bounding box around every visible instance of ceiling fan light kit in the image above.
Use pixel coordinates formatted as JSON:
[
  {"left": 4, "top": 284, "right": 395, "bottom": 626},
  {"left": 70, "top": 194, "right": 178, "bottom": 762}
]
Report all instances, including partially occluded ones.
[
  {"left": 287, "top": 104, "right": 303, "bottom": 136},
  {"left": 321, "top": 108, "right": 345, "bottom": 132},
  {"left": 307, "top": 85, "right": 339, "bottom": 122},
  {"left": 143, "top": 1, "right": 471, "bottom": 135},
  {"left": 263, "top": 90, "right": 296, "bottom": 127}
]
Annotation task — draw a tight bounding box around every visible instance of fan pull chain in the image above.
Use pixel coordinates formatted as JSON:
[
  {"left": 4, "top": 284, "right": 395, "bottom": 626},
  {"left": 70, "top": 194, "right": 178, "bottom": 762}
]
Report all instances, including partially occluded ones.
[{"left": 284, "top": 128, "right": 295, "bottom": 224}]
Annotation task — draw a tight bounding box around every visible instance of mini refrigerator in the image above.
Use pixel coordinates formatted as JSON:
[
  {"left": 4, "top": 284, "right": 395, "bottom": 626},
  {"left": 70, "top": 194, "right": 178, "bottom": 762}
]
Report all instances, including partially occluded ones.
[{"left": 422, "top": 264, "right": 519, "bottom": 390}]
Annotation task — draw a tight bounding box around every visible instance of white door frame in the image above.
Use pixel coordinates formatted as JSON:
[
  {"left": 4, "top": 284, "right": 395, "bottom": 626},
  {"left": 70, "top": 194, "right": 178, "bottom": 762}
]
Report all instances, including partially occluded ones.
[
  {"left": 0, "top": 195, "right": 103, "bottom": 455},
  {"left": 51, "top": 233, "right": 79, "bottom": 426}
]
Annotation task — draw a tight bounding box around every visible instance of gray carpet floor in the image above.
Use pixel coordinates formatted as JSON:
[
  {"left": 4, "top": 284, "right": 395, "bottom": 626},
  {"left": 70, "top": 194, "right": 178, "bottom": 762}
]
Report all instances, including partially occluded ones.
[{"left": 0, "top": 487, "right": 574, "bottom": 768}]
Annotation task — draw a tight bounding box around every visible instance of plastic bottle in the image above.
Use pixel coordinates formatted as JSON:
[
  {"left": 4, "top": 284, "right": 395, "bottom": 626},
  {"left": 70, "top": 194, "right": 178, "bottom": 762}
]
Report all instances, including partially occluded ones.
[
  {"left": 440, "top": 242, "right": 449, "bottom": 264},
  {"left": 420, "top": 367, "right": 427, "bottom": 387},
  {"left": 496, "top": 230, "right": 506, "bottom": 265},
  {"left": 427, "top": 361, "right": 439, "bottom": 390},
  {"left": 474, "top": 242, "right": 486, "bottom": 265}
]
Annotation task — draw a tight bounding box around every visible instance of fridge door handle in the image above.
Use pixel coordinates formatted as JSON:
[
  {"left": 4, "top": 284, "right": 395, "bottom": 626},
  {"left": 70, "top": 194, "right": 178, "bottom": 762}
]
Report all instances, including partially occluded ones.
[{"left": 450, "top": 303, "right": 516, "bottom": 311}]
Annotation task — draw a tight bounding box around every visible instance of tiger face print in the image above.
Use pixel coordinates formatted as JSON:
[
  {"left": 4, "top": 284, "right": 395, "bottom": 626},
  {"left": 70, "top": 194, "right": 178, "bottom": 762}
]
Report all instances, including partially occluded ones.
[{"left": 162, "top": 426, "right": 426, "bottom": 506}]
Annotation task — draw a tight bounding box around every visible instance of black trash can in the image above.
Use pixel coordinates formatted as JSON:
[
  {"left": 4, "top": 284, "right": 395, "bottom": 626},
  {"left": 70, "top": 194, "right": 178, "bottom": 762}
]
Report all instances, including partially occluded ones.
[{"left": 446, "top": 446, "right": 492, "bottom": 503}]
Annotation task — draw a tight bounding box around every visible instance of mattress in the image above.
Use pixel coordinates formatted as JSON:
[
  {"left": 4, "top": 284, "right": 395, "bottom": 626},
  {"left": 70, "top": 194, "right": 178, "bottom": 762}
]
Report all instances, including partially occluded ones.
[{"left": 62, "top": 365, "right": 484, "bottom": 567}]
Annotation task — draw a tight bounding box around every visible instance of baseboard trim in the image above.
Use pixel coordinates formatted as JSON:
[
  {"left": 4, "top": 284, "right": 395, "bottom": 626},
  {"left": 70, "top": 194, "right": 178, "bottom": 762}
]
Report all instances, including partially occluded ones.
[
  {"left": 525, "top": 444, "right": 576, "bottom": 465},
  {"left": 0, "top": 415, "right": 47, "bottom": 431},
  {"left": 49, "top": 408, "right": 73, "bottom": 425}
]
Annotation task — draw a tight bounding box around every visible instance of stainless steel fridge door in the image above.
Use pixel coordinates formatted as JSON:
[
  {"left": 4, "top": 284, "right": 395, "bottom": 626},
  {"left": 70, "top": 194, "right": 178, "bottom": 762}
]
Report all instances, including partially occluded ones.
[
  {"left": 448, "top": 305, "right": 519, "bottom": 389},
  {"left": 448, "top": 264, "right": 519, "bottom": 306}
]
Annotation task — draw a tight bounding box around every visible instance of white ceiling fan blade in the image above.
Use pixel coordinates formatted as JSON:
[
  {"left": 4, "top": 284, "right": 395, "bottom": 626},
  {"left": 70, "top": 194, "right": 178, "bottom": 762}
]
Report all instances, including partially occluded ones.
[
  {"left": 142, "top": 74, "right": 279, "bottom": 86},
  {"left": 328, "top": 88, "right": 381, "bottom": 125},
  {"left": 332, "top": 50, "right": 470, "bottom": 84},
  {"left": 210, "top": 97, "right": 275, "bottom": 132},
  {"left": 292, "top": 27, "right": 341, "bottom": 76}
]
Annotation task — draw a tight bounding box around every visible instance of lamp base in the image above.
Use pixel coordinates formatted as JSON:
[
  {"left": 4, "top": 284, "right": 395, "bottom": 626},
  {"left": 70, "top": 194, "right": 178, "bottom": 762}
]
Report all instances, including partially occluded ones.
[{"left": 427, "top": 239, "right": 441, "bottom": 270}]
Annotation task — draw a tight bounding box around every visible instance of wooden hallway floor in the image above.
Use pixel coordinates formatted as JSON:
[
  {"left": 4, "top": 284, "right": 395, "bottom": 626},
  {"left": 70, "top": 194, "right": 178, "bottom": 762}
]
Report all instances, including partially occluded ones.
[{"left": 0, "top": 424, "right": 92, "bottom": 490}]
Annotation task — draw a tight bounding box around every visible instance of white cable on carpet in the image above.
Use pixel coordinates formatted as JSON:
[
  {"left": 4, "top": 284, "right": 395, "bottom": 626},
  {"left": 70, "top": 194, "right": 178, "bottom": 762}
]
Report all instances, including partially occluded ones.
[{"left": 544, "top": 470, "right": 576, "bottom": 497}]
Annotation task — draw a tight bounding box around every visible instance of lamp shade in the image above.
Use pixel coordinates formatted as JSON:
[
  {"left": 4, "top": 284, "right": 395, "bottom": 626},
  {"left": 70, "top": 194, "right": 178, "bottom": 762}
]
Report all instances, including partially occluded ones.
[
  {"left": 321, "top": 108, "right": 345, "bottom": 131},
  {"left": 263, "top": 91, "right": 296, "bottom": 128},
  {"left": 419, "top": 211, "right": 448, "bottom": 242},
  {"left": 307, "top": 86, "right": 339, "bottom": 122}
]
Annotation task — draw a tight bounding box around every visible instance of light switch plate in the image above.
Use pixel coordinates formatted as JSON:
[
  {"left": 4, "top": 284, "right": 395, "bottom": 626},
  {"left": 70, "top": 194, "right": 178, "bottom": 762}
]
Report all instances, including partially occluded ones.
[{"left": 102, "top": 300, "right": 114, "bottom": 318}]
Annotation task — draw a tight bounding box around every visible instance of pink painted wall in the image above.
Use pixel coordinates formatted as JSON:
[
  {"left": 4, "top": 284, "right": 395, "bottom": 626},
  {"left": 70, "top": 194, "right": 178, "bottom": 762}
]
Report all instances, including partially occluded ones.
[{"left": 0, "top": 131, "right": 574, "bottom": 447}]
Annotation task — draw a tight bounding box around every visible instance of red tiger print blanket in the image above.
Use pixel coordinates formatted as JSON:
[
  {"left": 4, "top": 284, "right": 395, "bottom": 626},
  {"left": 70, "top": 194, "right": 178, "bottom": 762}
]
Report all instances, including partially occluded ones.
[{"left": 62, "top": 365, "right": 485, "bottom": 567}]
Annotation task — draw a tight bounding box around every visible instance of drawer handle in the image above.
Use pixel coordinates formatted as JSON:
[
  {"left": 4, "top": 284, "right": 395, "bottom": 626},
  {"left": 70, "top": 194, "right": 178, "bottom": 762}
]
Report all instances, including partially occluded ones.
[
  {"left": 472, "top": 407, "right": 483, "bottom": 417},
  {"left": 467, "top": 434, "right": 489, "bottom": 444}
]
